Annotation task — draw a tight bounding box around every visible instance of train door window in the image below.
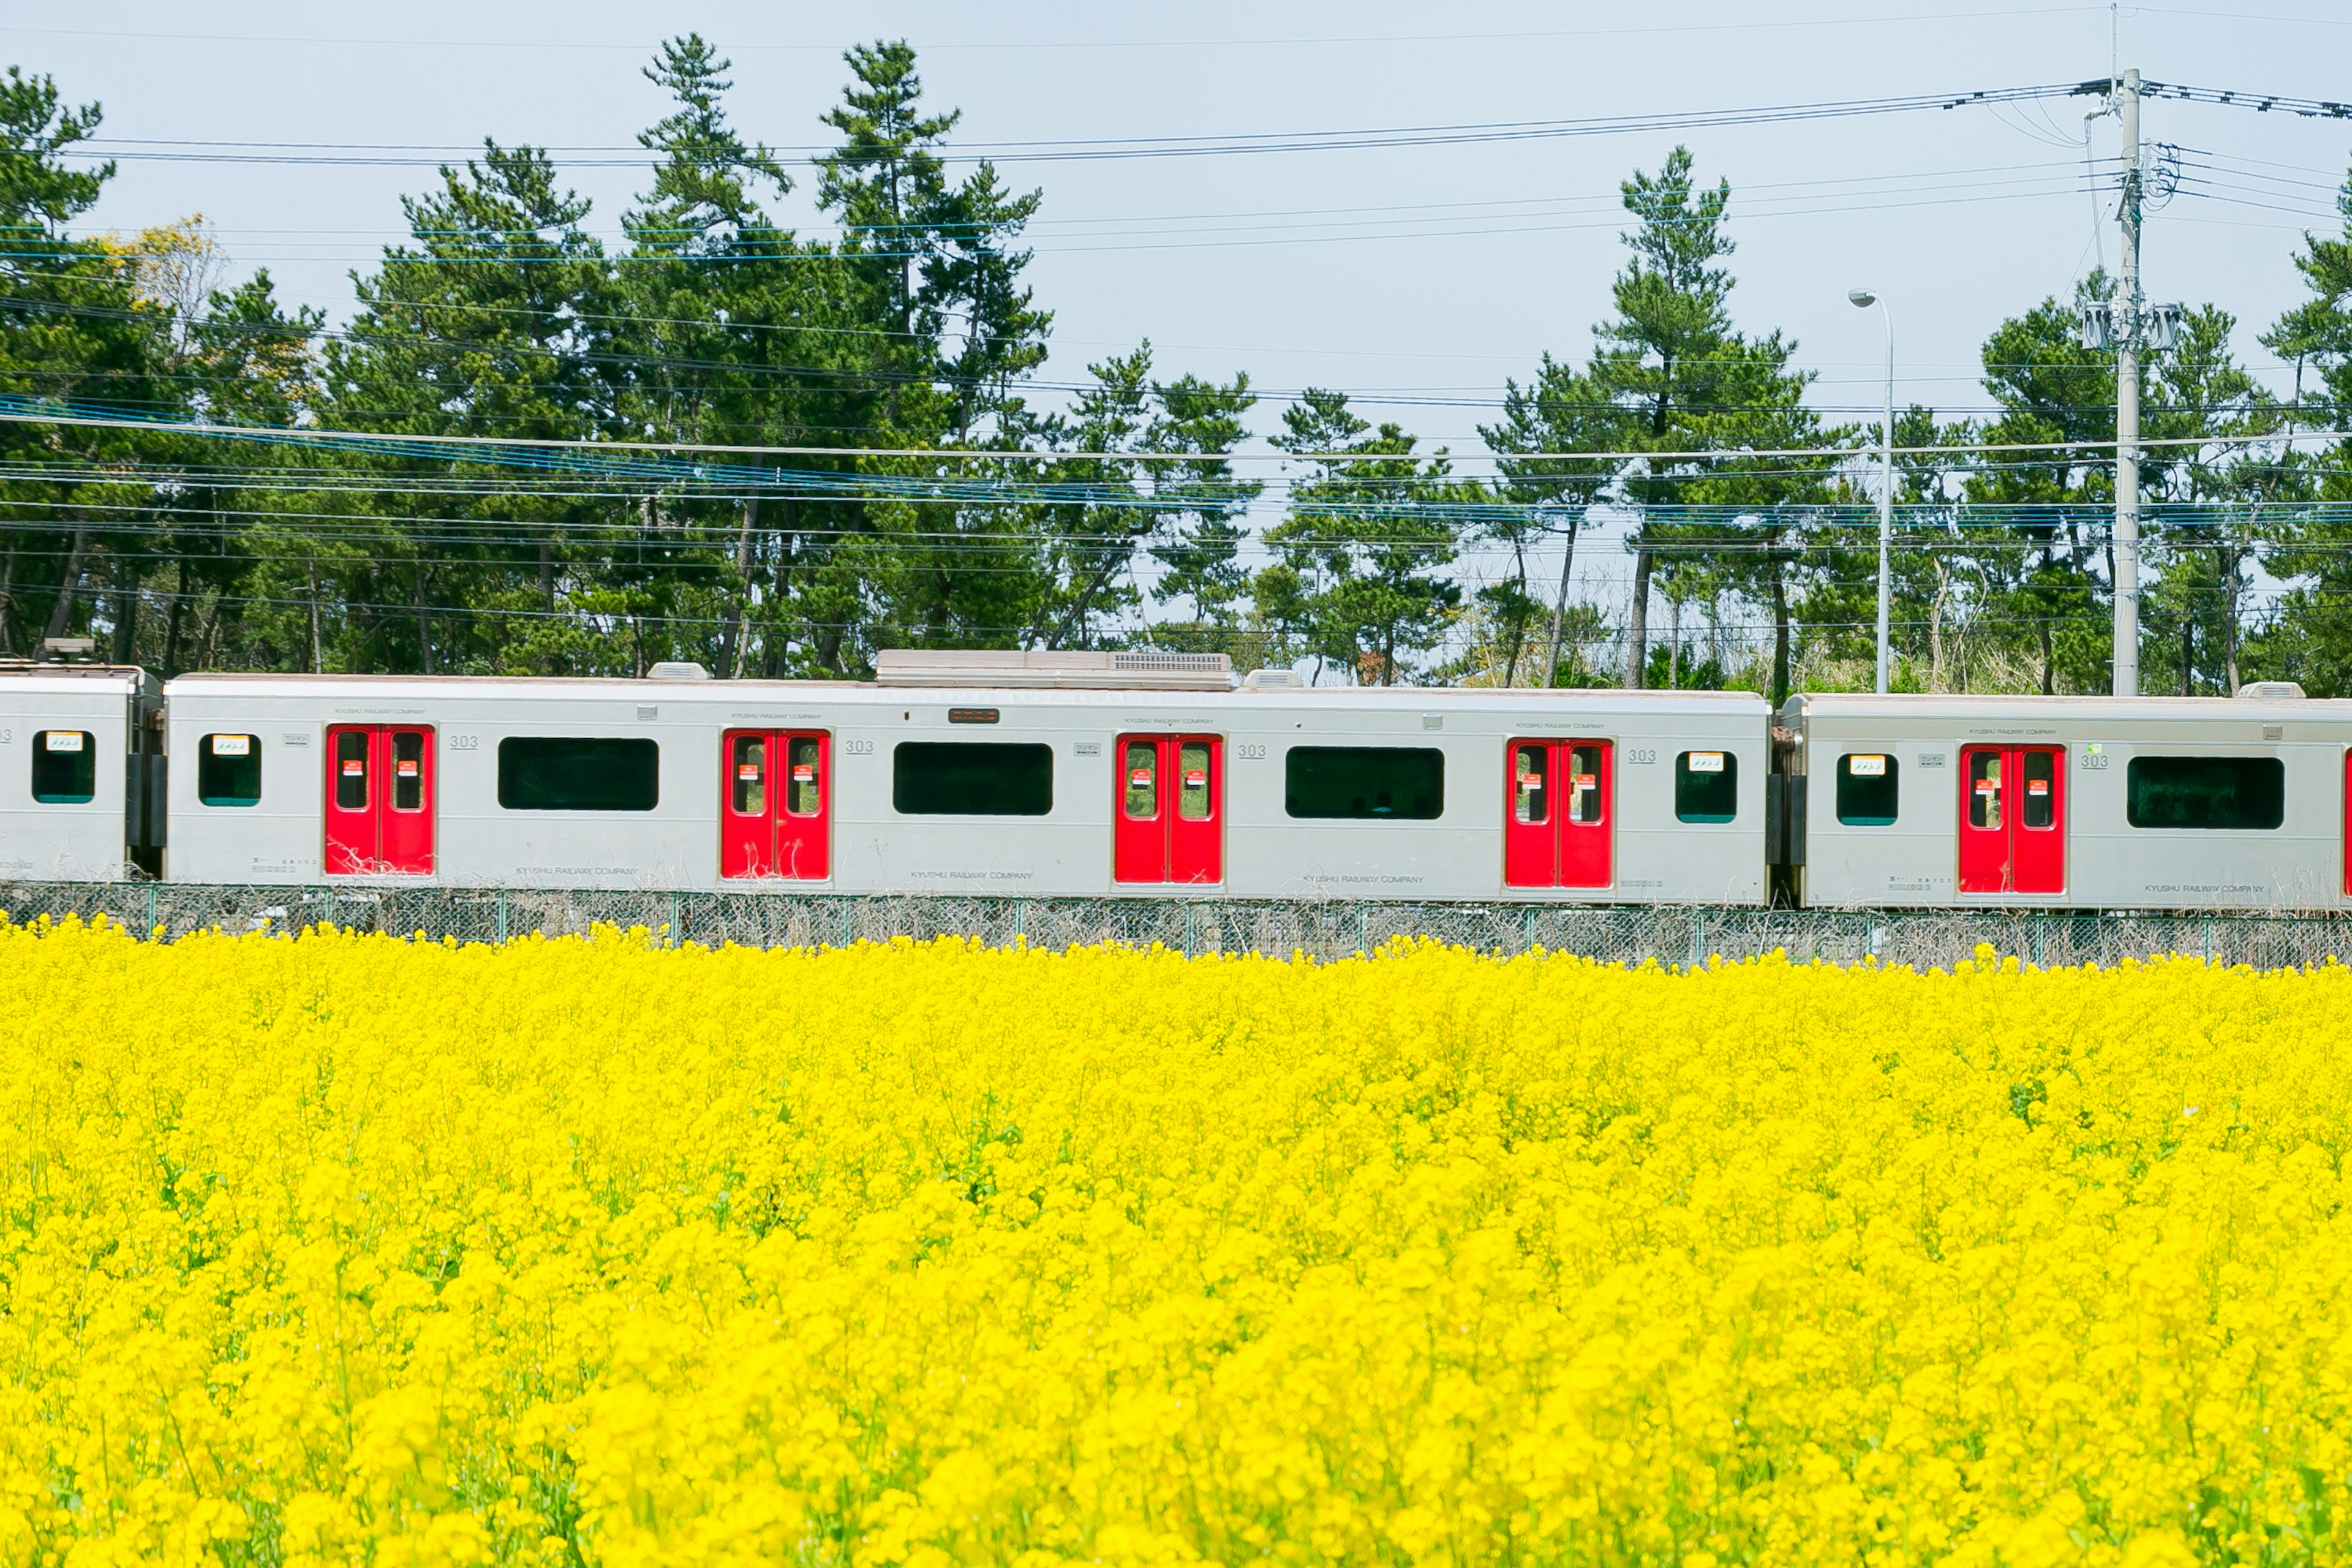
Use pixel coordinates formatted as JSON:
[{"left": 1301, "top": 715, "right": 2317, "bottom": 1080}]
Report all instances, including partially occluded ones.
[
  {"left": 1123, "top": 741, "right": 1157, "bottom": 820},
  {"left": 1567, "top": 746, "right": 1606, "bottom": 824},
  {"left": 1177, "top": 742, "right": 1212, "bottom": 821},
  {"left": 1836, "top": 753, "right": 1899, "bottom": 826},
  {"left": 30, "top": 730, "right": 95, "bottom": 804},
  {"left": 788, "top": 736, "right": 823, "bottom": 817},
  {"left": 1967, "top": 750, "right": 2002, "bottom": 829},
  {"left": 327, "top": 725, "right": 435, "bottom": 876},
  {"left": 730, "top": 734, "right": 766, "bottom": 816},
  {"left": 1115, "top": 734, "right": 1223, "bottom": 884},
  {"left": 333, "top": 729, "right": 370, "bottom": 810},
  {"left": 393, "top": 732, "right": 425, "bottom": 812},
  {"left": 2021, "top": 750, "right": 2055, "bottom": 830},
  {"left": 1504, "top": 739, "right": 1611, "bottom": 889},
  {"left": 1512, "top": 744, "right": 1548, "bottom": 824},
  {"left": 198, "top": 734, "right": 261, "bottom": 807},
  {"left": 1675, "top": 750, "right": 1736, "bottom": 824},
  {"left": 722, "top": 730, "right": 829, "bottom": 879}
]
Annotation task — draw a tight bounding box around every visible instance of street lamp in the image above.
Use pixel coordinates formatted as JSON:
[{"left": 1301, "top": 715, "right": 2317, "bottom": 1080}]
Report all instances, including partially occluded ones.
[{"left": 1849, "top": 287, "right": 1894, "bottom": 695}]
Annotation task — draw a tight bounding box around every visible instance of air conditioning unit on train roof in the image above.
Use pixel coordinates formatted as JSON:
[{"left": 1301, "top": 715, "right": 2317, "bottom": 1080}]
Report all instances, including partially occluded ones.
[
  {"left": 873, "top": 649, "right": 1233, "bottom": 690},
  {"left": 2236, "top": 680, "right": 2305, "bottom": 700}
]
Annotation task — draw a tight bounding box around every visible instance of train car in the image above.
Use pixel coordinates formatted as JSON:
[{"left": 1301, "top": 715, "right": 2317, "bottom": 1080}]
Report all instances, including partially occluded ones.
[
  {"left": 162, "top": 653, "right": 1773, "bottom": 902},
  {"left": 0, "top": 665, "right": 164, "bottom": 881},
  {"left": 1779, "top": 686, "right": 2352, "bottom": 911}
]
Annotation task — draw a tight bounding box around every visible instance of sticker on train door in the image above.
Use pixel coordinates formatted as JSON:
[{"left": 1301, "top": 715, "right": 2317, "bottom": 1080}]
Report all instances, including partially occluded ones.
[
  {"left": 1114, "top": 733, "right": 1222, "bottom": 884},
  {"left": 325, "top": 724, "right": 435, "bottom": 875},
  {"left": 721, "top": 729, "right": 830, "bottom": 880}
]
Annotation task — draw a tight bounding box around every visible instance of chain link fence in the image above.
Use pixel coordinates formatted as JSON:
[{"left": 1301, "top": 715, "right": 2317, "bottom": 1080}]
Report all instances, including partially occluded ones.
[{"left": 1, "top": 881, "right": 2346, "bottom": 968}]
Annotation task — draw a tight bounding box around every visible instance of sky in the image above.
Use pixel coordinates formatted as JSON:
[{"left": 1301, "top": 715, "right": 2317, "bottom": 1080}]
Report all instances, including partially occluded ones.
[{"left": 8, "top": 0, "right": 2352, "bottom": 631}]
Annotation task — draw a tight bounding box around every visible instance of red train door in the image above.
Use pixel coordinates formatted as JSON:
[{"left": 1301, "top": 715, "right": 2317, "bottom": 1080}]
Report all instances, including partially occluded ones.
[
  {"left": 323, "top": 725, "right": 435, "bottom": 875},
  {"left": 1958, "top": 744, "right": 2065, "bottom": 894},
  {"left": 720, "top": 730, "right": 831, "bottom": 880},
  {"left": 1504, "top": 738, "right": 1613, "bottom": 889},
  {"left": 1114, "top": 734, "right": 1223, "bottom": 884}
]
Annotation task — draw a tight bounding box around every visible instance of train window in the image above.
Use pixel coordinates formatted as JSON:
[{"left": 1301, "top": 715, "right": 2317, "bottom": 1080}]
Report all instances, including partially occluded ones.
[
  {"left": 30, "top": 730, "right": 95, "bottom": 804},
  {"left": 391, "top": 731, "right": 426, "bottom": 812},
  {"left": 198, "top": 734, "right": 262, "bottom": 807},
  {"left": 1177, "top": 741, "right": 1213, "bottom": 821},
  {"left": 730, "top": 735, "right": 766, "bottom": 815},
  {"left": 1566, "top": 744, "right": 1605, "bottom": 824},
  {"left": 787, "top": 736, "right": 823, "bottom": 817},
  {"left": 2126, "top": 755, "right": 2283, "bottom": 830},
  {"left": 497, "top": 737, "right": 659, "bottom": 810},
  {"left": 2021, "top": 750, "right": 2055, "bottom": 829},
  {"left": 333, "top": 729, "right": 369, "bottom": 810},
  {"left": 1967, "top": 751, "right": 2002, "bottom": 829},
  {"left": 1675, "top": 750, "right": 1737, "bottom": 823},
  {"left": 1512, "top": 744, "right": 1548, "bottom": 824},
  {"left": 1123, "top": 741, "right": 1157, "bottom": 819},
  {"left": 1284, "top": 747, "right": 1444, "bottom": 820},
  {"left": 1836, "top": 753, "right": 1899, "bottom": 826},
  {"left": 892, "top": 742, "right": 1054, "bottom": 816}
]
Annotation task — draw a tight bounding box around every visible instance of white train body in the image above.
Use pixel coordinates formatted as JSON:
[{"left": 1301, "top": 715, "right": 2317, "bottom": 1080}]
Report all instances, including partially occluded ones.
[
  {"left": 8, "top": 654, "right": 2351, "bottom": 912},
  {"left": 1783, "top": 690, "right": 2352, "bottom": 910},
  {"left": 160, "top": 669, "right": 1771, "bottom": 903},
  {"left": 0, "top": 668, "right": 160, "bottom": 882}
]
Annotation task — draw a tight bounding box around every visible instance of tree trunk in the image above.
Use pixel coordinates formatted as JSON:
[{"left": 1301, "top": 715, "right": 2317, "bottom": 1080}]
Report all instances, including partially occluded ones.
[
  {"left": 719, "top": 496, "right": 757, "bottom": 679},
  {"left": 1929, "top": 557, "right": 1950, "bottom": 691},
  {"left": 308, "top": 559, "right": 325, "bottom": 674},
  {"left": 1543, "top": 513, "right": 1581, "bottom": 688},
  {"left": 413, "top": 564, "right": 435, "bottom": 675},
  {"left": 0, "top": 545, "right": 16, "bottom": 654},
  {"left": 110, "top": 552, "right": 139, "bottom": 665},
  {"left": 42, "top": 526, "right": 92, "bottom": 645},
  {"left": 1621, "top": 543, "right": 1653, "bottom": 690},
  {"left": 2220, "top": 540, "right": 2242, "bottom": 694},
  {"left": 1770, "top": 559, "right": 1792, "bottom": 706},
  {"left": 1667, "top": 594, "right": 1681, "bottom": 690},
  {"left": 2181, "top": 613, "right": 2195, "bottom": 697},
  {"left": 163, "top": 556, "right": 187, "bottom": 677}
]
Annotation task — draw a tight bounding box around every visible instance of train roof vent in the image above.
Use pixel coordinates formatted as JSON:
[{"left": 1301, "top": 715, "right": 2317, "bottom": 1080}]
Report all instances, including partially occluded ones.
[
  {"left": 873, "top": 649, "right": 1232, "bottom": 690},
  {"left": 1242, "top": 667, "right": 1305, "bottom": 690},
  {"left": 644, "top": 661, "right": 712, "bottom": 680},
  {"left": 2237, "top": 680, "right": 2305, "bottom": 700}
]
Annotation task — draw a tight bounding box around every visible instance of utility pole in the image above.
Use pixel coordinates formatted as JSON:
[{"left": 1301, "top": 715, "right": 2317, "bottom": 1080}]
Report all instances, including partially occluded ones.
[
  {"left": 1847, "top": 288, "right": 1894, "bottom": 693},
  {"left": 2113, "top": 66, "right": 2142, "bottom": 696}
]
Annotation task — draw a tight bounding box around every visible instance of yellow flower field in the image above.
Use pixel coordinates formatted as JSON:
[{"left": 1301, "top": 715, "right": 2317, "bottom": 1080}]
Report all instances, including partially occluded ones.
[{"left": 0, "top": 920, "right": 2347, "bottom": 1567}]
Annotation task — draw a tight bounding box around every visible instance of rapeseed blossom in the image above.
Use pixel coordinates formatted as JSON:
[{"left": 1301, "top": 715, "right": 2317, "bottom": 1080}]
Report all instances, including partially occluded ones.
[{"left": 0, "top": 918, "right": 2346, "bottom": 1566}]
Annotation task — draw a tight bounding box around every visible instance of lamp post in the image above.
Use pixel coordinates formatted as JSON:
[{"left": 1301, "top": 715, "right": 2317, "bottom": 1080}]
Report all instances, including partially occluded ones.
[{"left": 1848, "top": 288, "right": 1894, "bottom": 695}]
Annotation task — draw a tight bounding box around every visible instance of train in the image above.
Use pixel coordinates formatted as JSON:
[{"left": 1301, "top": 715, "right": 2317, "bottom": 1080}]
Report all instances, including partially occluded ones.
[{"left": 0, "top": 649, "right": 2338, "bottom": 910}]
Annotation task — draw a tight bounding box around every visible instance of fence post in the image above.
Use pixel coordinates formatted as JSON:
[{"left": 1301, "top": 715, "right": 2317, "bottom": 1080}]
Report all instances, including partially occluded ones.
[{"left": 145, "top": 883, "right": 157, "bottom": 939}]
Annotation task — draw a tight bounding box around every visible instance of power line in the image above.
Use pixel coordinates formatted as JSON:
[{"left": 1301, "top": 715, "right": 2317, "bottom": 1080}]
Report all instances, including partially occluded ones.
[{"left": 51, "top": 83, "right": 2093, "bottom": 168}]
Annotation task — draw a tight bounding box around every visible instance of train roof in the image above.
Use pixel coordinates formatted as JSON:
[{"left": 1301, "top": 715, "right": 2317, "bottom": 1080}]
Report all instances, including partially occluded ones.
[
  {"left": 0, "top": 664, "right": 156, "bottom": 696},
  {"left": 162, "top": 671, "right": 1771, "bottom": 713},
  {"left": 1782, "top": 690, "right": 2350, "bottom": 724}
]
